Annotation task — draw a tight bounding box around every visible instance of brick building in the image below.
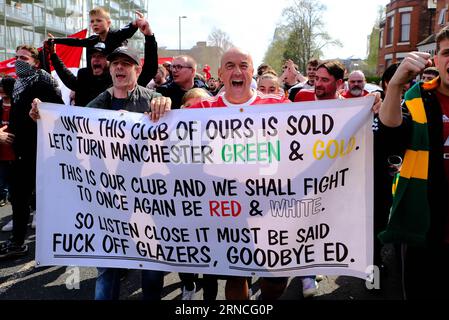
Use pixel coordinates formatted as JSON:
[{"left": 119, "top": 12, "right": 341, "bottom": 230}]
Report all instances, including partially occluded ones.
[
  {"left": 377, "top": 0, "right": 437, "bottom": 74},
  {"left": 417, "top": 0, "right": 449, "bottom": 54},
  {"left": 435, "top": 0, "right": 449, "bottom": 28}
]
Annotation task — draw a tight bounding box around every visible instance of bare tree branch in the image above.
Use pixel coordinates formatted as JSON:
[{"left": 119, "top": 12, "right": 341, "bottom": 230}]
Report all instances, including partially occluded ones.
[
  {"left": 207, "top": 27, "right": 234, "bottom": 52},
  {"left": 265, "top": 0, "right": 342, "bottom": 73}
]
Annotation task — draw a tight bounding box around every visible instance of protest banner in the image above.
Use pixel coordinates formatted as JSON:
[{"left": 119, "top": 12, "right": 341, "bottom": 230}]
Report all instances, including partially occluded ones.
[{"left": 36, "top": 97, "right": 373, "bottom": 279}]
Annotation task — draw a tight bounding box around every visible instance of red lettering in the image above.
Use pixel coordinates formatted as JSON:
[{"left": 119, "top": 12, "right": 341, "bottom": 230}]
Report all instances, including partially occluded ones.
[
  {"left": 221, "top": 201, "right": 230, "bottom": 216},
  {"left": 231, "top": 201, "right": 241, "bottom": 217},
  {"left": 209, "top": 200, "right": 242, "bottom": 217},
  {"left": 209, "top": 201, "right": 220, "bottom": 216}
]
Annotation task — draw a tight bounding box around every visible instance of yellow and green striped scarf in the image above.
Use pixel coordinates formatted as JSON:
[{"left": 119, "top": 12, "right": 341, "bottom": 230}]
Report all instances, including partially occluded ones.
[{"left": 378, "top": 79, "right": 437, "bottom": 246}]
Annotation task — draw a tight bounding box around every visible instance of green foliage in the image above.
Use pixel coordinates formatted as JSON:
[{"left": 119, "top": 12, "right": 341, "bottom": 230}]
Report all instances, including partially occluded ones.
[
  {"left": 263, "top": 26, "right": 289, "bottom": 74},
  {"left": 365, "top": 6, "right": 385, "bottom": 76},
  {"left": 366, "top": 76, "right": 381, "bottom": 84},
  {"left": 365, "top": 27, "right": 380, "bottom": 76},
  {"left": 263, "top": 0, "right": 341, "bottom": 73}
]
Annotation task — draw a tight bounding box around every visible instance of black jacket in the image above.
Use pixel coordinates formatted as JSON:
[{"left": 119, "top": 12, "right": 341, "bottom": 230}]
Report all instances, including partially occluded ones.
[
  {"left": 156, "top": 78, "right": 208, "bottom": 109},
  {"left": 137, "top": 35, "right": 159, "bottom": 87},
  {"left": 50, "top": 35, "right": 159, "bottom": 106},
  {"left": 376, "top": 83, "right": 449, "bottom": 244},
  {"left": 53, "top": 23, "right": 138, "bottom": 67},
  {"left": 86, "top": 85, "right": 161, "bottom": 113},
  {"left": 50, "top": 54, "right": 112, "bottom": 107},
  {"left": 9, "top": 76, "right": 64, "bottom": 161}
]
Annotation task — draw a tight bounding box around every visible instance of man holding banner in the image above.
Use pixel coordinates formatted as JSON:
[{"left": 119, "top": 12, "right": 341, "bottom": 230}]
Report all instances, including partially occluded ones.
[
  {"left": 191, "top": 53, "right": 380, "bottom": 300},
  {"left": 294, "top": 59, "right": 381, "bottom": 295},
  {"left": 188, "top": 47, "right": 291, "bottom": 300},
  {"left": 30, "top": 43, "right": 379, "bottom": 302},
  {"left": 293, "top": 60, "right": 345, "bottom": 297},
  {"left": 91, "top": 46, "right": 172, "bottom": 300},
  {"left": 31, "top": 45, "right": 171, "bottom": 300}
]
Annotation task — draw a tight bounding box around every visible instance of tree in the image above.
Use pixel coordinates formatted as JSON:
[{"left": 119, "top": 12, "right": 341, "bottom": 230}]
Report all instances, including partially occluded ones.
[
  {"left": 263, "top": 26, "right": 290, "bottom": 73},
  {"left": 283, "top": 0, "right": 342, "bottom": 72},
  {"left": 365, "top": 27, "right": 380, "bottom": 76},
  {"left": 264, "top": 0, "right": 341, "bottom": 73},
  {"left": 207, "top": 27, "right": 234, "bottom": 53},
  {"left": 366, "top": 6, "right": 385, "bottom": 76}
]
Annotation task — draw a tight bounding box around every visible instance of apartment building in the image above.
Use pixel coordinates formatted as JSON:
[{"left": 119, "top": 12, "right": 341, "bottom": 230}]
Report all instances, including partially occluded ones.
[{"left": 0, "top": 0, "right": 147, "bottom": 62}]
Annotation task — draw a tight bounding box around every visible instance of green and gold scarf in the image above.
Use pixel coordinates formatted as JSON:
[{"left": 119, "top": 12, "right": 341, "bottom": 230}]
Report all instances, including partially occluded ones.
[{"left": 378, "top": 79, "right": 437, "bottom": 246}]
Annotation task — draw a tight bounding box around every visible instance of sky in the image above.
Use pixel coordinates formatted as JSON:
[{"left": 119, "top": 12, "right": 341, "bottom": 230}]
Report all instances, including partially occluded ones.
[{"left": 147, "top": 0, "right": 391, "bottom": 67}]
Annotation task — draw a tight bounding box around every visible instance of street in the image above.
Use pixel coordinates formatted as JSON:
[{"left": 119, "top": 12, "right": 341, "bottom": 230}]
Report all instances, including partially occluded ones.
[{"left": 0, "top": 203, "right": 403, "bottom": 300}]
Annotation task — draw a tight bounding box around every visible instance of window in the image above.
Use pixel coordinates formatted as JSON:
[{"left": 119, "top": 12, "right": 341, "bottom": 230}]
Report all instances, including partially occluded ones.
[
  {"left": 401, "top": 13, "right": 411, "bottom": 42},
  {"left": 23, "top": 30, "right": 33, "bottom": 45},
  {"left": 6, "top": 26, "right": 23, "bottom": 49},
  {"left": 0, "top": 25, "right": 4, "bottom": 50},
  {"left": 385, "top": 59, "right": 392, "bottom": 67},
  {"left": 93, "top": 0, "right": 105, "bottom": 7},
  {"left": 33, "top": 34, "right": 44, "bottom": 48},
  {"left": 379, "top": 29, "right": 384, "bottom": 48},
  {"left": 438, "top": 7, "right": 447, "bottom": 26},
  {"left": 387, "top": 15, "right": 394, "bottom": 45}
]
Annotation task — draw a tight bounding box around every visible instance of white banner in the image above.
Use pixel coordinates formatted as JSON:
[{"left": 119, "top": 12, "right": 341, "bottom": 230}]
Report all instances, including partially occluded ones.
[{"left": 36, "top": 97, "right": 374, "bottom": 279}]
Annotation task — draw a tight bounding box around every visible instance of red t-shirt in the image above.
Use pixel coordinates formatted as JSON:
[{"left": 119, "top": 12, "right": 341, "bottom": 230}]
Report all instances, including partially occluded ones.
[
  {"left": 294, "top": 89, "right": 345, "bottom": 102},
  {"left": 0, "top": 103, "right": 15, "bottom": 161},
  {"left": 293, "top": 89, "right": 316, "bottom": 102},
  {"left": 189, "top": 91, "right": 290, "bottom": 108},
  {"left": 435, "top": 91, "right": 449, "bottom": 243},
  {"left": 341, "top": 90, "right": 369, "bottom": 99}
]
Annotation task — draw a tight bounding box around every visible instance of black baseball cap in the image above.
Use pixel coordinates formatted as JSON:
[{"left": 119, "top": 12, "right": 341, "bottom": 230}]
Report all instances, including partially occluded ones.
[
  {"left": 90, "top": 42, "right": 106, "bottom": 55},
  {"left": 107, "top": 46, "right": 140, "bottom": 65}
]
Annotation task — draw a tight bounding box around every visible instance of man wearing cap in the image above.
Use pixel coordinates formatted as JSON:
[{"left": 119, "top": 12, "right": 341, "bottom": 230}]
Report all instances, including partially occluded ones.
[
  {"left": 50, "top": 42, "right": 111, "bottom": 106},
  {"left": 84, "top": 46, "right": 170, "bottom": 299},
  {"left": 29, "top": 46, "right": 170, "bottom": 299},
  {"left": 85, "top": 46, "right": 167, "bottom": 114},
  {"left": 48, "top": 17, "right": 158, "bottom": 106}
]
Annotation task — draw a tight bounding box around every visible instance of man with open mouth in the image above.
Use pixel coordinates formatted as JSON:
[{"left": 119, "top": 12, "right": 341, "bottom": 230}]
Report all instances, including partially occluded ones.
[
  {"left": 48, "top": 15, "right": 158, "bottom": 107},
  {"left": 182, "top": 47, "right": 290, "bottom": 301}
]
